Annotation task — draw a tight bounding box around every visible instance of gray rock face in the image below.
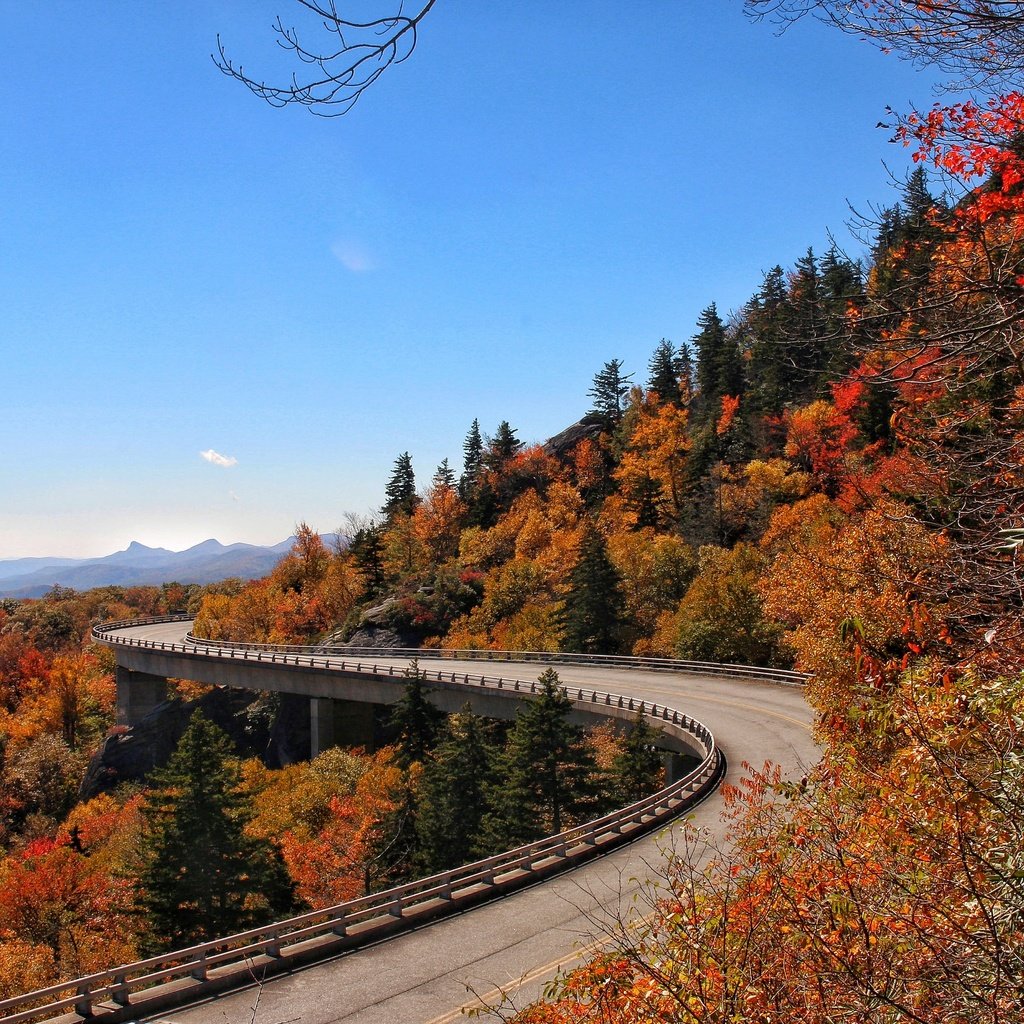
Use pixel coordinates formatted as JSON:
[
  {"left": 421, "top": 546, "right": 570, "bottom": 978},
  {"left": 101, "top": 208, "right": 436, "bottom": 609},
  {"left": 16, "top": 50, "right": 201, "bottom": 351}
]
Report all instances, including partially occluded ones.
[
  {"left": 343, "top": 625, "right": 414, "bottom": 649},
  {"left": 79, "top": 687, "right": 270, "bottom": 799},
  {"left": 542, "top": 416, "right": 605, "bottom": 459}
]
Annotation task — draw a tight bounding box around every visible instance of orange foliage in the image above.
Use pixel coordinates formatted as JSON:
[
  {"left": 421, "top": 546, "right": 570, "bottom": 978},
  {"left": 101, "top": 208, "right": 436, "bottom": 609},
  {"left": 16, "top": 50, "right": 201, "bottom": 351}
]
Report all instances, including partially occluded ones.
[
  {"left": 279, "top": 748, "right": 412, "bottom": 906},
  {"left": 615, "top": 393, "right": 691, "bottom": 522},
  {"left": 0, "top": 839, "right": 140, "bottom": 981},
  {"left": 716, "top": 393, "right": 740, "bottom": 436}
]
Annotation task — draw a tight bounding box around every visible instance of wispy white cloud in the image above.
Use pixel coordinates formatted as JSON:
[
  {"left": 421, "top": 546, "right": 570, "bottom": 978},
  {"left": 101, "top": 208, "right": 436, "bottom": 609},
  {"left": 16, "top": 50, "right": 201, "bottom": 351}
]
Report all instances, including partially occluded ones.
[
  {"left": 200, "top": 449, "right": 237, "bottom": 468},
  {"left": 331, "top": 240, "right": 377, "bottom": 273}
]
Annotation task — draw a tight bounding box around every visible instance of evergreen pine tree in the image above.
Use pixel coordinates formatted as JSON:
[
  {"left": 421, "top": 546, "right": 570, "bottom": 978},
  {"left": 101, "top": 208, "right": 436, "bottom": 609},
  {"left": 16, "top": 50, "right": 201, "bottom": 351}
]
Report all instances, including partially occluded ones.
[
  {"left": 692, "top": 304, "right": 742, "bottom": 421},
  {"left": 459, "top": 418, "right": 484, "bottom": 502},
  {"left": 431, "top": 458, "right": 457, "bottom": 490},
  {"left": 587, "top": 359, "right": 633, "bottom": 430},
  {"left": 746, "top": 266, "right": 791, "bottom": 420},
  {"left": 349, "top": 525, "right": 386, "bottom": 598},
  {"left": 415, "top": 705, "right": 495, "bottom": 874},
  {"left": 482, "top": 669, "right": 600, "bottom": 850},
  {"left": 381, "top": 452, "right": 418, "bottom": 520},
  {"left": 611, "top": 712, "right": 664, "bottom": 803},
  {"left": 647, "top": 339, "right": 681, "bottom": 405},
  {"left": 138, "top": 714, "right": 295, "bottom": 952},
  {"left": 483, "top": 421, "right": 523, "bottom": 473},
  {"left": 788, "top": 247, "right": 829, "bottom": 397},
  {"left": 674, "top": 342, "right": 695, "bottom": 405},
  {"left": 560, "top": 524, "right": 627, "bottom": 655},
  {"left": 388, "top": 660, "right": 445, "bottom": 768}
]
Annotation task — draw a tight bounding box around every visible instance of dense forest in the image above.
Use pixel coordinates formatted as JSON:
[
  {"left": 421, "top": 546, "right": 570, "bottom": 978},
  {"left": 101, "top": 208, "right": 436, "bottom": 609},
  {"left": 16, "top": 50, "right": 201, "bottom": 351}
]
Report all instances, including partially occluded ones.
[{"left": 1, "top": 1, "right": 1023, "bottom": 1019}]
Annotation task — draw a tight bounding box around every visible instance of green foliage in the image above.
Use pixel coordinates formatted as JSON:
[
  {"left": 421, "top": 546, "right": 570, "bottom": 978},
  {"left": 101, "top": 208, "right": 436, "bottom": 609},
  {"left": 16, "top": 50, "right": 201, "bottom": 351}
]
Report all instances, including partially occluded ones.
[
  {"left": 647, "top": 339, "right": 682, "bottom": 405},
  {"left": 482, "top": 669, "right": 602, "bottom": 850},
  {"left": 611, "top": 712, "right": 664, "bottom": 803},
  {"left": 588, "top": 358, "right": 634, "bottom": 430},
  {"left": 671, "top": 544, "right": 789, "bottom": 667},
  {"left": 138, "top": 714, "right": 295, "bottom": 952},
  {"left": 561, "top": 525, "right": 628, "bottom": 655},
  {"left": 415, "top": 705, "right": 495, "bottom": 874},
  {"left": 387, "top": 660, "right": 445, "bottom": 768},
  {"left": 381, "top": 451, "right": 418, "bottom": 520},
  {"left": 692, "top": 303, "right": 742, "bottom": 423}
]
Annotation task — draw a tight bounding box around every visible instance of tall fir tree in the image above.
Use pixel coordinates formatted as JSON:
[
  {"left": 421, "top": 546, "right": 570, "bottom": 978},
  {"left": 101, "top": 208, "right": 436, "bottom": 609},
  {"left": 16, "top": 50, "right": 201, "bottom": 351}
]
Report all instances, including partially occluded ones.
[
  {"left": 482, "top": 669, "right": 601, "bottom": 850},
  {"left": 588, "top": 359, "right": 634, "bottom": 430},
  {"left": 747, "top": 265, "right": 793, "bottom": 420},
  {"left": 611, "top": 711, "right": 664, "bottom": 803},
  {"left": 349, "top": 525, "right": 386, "bottom": 599},
  {"left": 647, "top": 339, "right": 682, "bottom": 405},
  {"left": 560, "top": 524, "right": 627, "bottom": 655},
  {"left": 674, "top": 341, "right": 695, "bottom": 405},
  {"left": 692, "top": 303, "right": 743, "bottom": 422},
  {"left": 431, "top": 458, "right": 457, "bottom": 490},
  {"left": 381, "top": 452, "right": 418, "bottom": 520},
  {"left": 388, "top": 660, "right": 445, "bottom": 768},
  {"left": 459, "top": 418, "right": 484, "bottom": 501},
  {"left": 483, "top": 420, "right": 523, "bottom": 473},
  {"left": 415, "top": 705, "right": 495, "bottom": 874},
  {"left": 138, "top": 714, "right": 295, "bottom": 952}
]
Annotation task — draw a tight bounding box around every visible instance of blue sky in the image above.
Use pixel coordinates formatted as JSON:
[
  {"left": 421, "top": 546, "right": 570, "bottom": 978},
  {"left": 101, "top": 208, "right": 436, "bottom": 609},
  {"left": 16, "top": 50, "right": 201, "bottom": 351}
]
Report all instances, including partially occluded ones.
[{"left": 3, "top": 2, "right": 938, "bottom": 558}]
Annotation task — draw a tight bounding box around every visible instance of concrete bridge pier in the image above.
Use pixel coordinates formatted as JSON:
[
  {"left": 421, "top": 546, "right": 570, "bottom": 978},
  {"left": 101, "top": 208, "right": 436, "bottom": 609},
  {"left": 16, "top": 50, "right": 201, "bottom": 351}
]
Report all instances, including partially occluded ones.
[
  {"left": 664, "top": 751, "right": 697, "bottom": 785},
  {"left": 310, "top": 697, "right": 377, "bottom": 757},
  {"left": 116, "top": 667, "right": 168, "bottom": 726}
]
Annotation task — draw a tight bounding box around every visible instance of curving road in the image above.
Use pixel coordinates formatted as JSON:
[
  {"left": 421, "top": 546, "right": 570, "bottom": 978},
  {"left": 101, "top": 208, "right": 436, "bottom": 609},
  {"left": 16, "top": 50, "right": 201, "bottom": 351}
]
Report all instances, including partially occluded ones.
[{"left": 107, "top": 621, "right": 817, "bottom": 1024}]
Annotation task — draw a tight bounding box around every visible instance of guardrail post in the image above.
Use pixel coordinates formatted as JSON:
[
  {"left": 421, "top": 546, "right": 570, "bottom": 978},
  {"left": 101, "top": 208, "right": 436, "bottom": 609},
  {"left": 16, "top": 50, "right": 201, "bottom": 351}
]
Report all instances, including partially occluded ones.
[
  {"left": 75, "top": 985, "right": 94, "bottom": 1017},
  {"left": 332, "top": 913, "right": 348, "bottom": 936},
  {"left": 190, "top": 950, "right": 208, "bottom": 980},
  {"left": 390, "top": 896, "right": 404, "bottom": 918},
  {"left": 111, "top": 973, "right": 131, "bottom": 1006}
]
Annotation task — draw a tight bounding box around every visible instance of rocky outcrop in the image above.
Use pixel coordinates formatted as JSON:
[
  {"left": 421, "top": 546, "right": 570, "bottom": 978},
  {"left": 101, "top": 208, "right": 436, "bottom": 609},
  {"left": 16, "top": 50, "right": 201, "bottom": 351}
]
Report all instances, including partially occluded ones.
[
  {"left": 79, "top": 687, "right": 272, "bottom": 799},
  {"left": 542, "top": 416, "right": 605, "bottom": 460},
  {"left": 341, "top": 597, "right": 422, "bottom": 649}
]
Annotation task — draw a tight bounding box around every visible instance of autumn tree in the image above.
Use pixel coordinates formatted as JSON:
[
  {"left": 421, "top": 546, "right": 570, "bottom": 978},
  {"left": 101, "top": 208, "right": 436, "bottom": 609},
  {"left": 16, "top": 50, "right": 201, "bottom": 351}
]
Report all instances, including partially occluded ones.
[
  {"left": 615, "top": 391, "right": 692, "bottom": 525},
  {"left": 0, "top": 838, "right": 139, "bottom": 983},
  {"left": 138, "top": 714, "right": 295, "bottom": 951}
]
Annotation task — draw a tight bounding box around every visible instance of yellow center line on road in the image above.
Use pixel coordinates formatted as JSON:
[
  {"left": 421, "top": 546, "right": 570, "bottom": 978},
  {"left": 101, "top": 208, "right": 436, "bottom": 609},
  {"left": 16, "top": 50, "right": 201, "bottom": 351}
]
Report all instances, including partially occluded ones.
[{"left": 423, "top": 936, "right": 606, "bottom": 1024}]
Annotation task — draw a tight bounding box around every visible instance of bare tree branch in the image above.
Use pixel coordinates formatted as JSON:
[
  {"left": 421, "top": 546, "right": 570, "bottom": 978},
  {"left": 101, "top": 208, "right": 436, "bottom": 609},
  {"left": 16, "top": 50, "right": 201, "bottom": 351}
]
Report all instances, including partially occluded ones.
[
  {"left": 745, "top": 0, "right": 1024, "bottom": 92},
  {"left": 214, "top": 0, "right": 437, "bottom": 116}
]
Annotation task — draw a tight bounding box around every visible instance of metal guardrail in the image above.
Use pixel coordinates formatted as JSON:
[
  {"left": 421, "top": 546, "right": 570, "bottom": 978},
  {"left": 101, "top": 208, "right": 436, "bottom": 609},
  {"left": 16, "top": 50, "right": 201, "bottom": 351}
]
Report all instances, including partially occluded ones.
[
  {"left": 0, "top": 615, "right": 735, "bottom": 1024},
  {"left": 91, "top": 613, "right": 807, "bottom": 687}
]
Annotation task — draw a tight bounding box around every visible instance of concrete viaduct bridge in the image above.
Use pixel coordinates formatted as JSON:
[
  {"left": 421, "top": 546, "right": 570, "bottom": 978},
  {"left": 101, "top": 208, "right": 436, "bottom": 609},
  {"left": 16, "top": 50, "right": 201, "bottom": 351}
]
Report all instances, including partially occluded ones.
[{"left": 0, "top": 617, "right": 817, "bottom": 1024}]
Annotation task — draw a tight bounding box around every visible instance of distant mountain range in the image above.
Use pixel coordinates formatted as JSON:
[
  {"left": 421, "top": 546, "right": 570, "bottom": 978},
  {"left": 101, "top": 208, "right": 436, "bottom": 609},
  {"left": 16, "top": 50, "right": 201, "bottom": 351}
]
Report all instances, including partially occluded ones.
[{"left": 0, "top": 537, "right": 322, "bottom": 598}]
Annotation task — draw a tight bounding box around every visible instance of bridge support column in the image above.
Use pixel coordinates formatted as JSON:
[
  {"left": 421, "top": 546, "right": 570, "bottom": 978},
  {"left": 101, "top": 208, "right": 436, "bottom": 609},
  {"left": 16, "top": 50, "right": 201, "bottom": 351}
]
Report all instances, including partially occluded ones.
[
  {"left": 310, "top": 698, "right": 335, "bottom": 757},
  {"left": 116, "top": 667, "right": 168, "bottom": 726},
  {"left": 309, "top": 698, "right": 378, "bottom": 757}
]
